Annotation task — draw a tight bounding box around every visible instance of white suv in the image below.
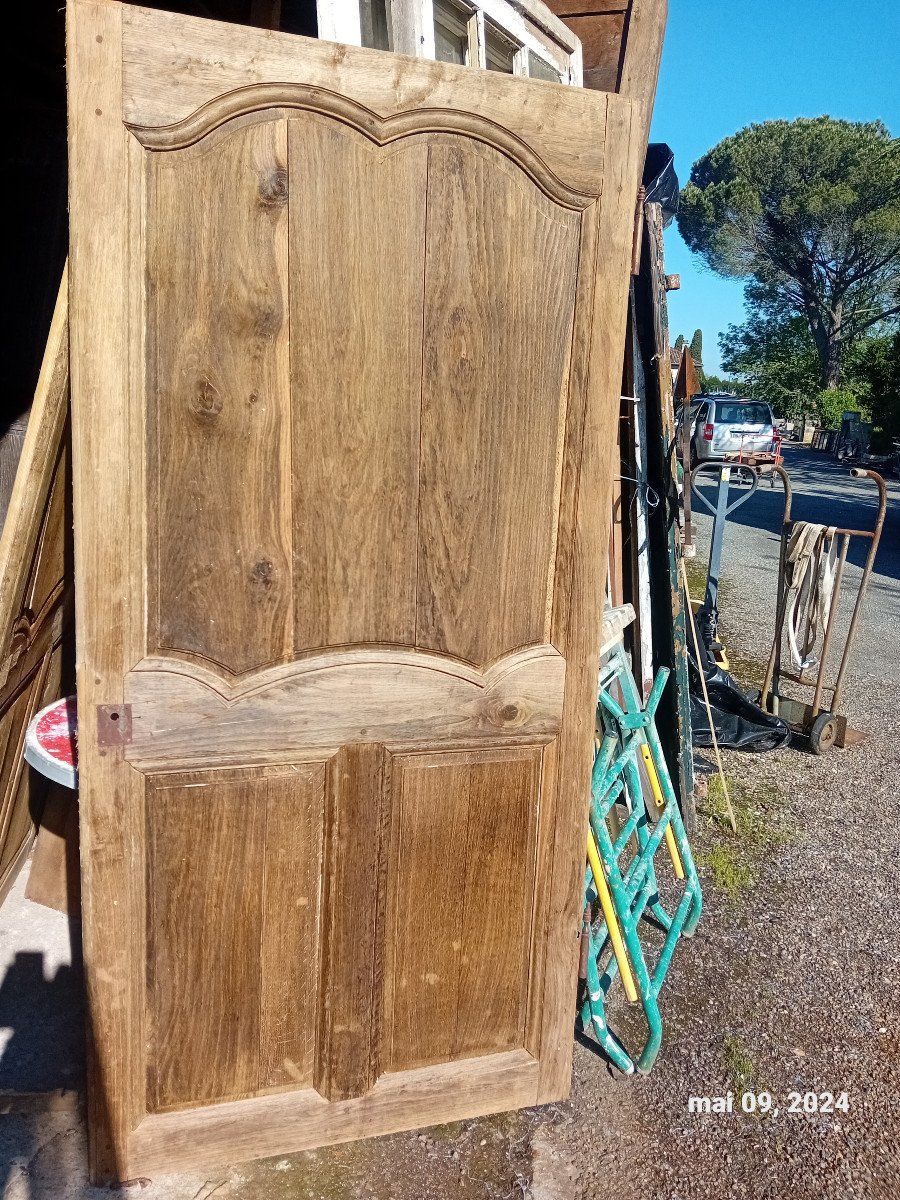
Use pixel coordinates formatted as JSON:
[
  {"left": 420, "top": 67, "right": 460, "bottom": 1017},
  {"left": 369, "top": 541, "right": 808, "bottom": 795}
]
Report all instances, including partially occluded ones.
[{"left": 686, "top": 394, "right": 776, "bottom": 463}]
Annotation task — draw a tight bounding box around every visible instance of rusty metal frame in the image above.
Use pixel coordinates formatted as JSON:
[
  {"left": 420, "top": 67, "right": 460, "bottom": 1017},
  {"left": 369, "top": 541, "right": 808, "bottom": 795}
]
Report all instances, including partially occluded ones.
[{"left": 760, "top": 469, "right": 887, "bottom": 745}]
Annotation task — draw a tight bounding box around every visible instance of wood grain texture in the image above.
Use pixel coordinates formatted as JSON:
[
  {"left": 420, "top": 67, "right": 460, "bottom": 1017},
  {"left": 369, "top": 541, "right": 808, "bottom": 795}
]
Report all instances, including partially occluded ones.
[
  {"left": 316, "top": 743, "right": 388, "bottom": 1101},
  {"left": 524, "top": 738, "right": 559, "bottom": 1057},
  {"left": 0, "top": 266, "right": 68, "bottom": 679},
  {"left": 147, "top": 774, "right": 267, "bottom": 1111},
  {"left": 617, "top": 0, "right": 666, "bottom": 150},
  {"left": 259, "top": 764, "right": 327, "bottom": 1090},
  {"left": 289, "top": 119, "right": 425, "bottom": 650},
  {"left": 416, "top": 140, "right": 580, "bottom": 666},
  {"left": 543, "top": 1, "right": 666, "bottom": 114},
  {"left": 387, "top": 749, "right": 540, "bottom": 1070},
  {"left": 546, "top": 0, "right": 628, "bottom": 13},
  {"left": 148, "top": 118, "right": 292, "bottom": 675},
  {"left": 124, "top": 646, "right": 565, "bottom": 767},
  {"left": 128, "top": 1049, "right": 539, "bottom": 1176},
  {"left": 146, "top": 763, "right": 327, "bottom": 1109},
  {"left": 70, "top": 0, "right": 659, "bottom": 1177},
  {"left": 120, "top": 4, "right": 607, "bottom": 198},
  {"left": 0, "top": 416, "right": 30, "bottom": 535},
  {"left": 68, "top": 4, "right": 141, "bottom": 1178},
  {"left": 563, "top": 12, "right": 626, "bottom": 93},
  {"left": 0, "top": 669, "right": 48, "bottom": 900},
  {"left": 537, "top": 93, "right": 644, "bottom": 1102}
]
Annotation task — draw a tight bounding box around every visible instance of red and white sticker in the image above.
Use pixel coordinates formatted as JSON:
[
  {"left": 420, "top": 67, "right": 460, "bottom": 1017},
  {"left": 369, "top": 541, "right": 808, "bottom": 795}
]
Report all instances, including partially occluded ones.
[{"left": 24, "top": 696, "right": 78, "bottom": 790}]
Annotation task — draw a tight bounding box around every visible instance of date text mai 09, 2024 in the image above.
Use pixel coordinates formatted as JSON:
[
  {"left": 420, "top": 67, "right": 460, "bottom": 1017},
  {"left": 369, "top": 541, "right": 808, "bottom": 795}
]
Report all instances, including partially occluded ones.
[{"left": 688, "top": 1092, "right": 851, "bottom": 1116}]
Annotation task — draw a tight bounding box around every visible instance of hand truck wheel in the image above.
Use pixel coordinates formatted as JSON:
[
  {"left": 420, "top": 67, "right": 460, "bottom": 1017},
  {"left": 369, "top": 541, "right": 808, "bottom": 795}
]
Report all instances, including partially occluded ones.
[{"left": 809, "top": 712, "right": 838, "bottom": 755}]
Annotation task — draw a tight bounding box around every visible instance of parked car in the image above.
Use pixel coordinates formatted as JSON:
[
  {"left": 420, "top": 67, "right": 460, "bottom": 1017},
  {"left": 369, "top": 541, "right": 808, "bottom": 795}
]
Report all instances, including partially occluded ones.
[{"left": 682, "top": 394, "right": 776, "bottom": 463}]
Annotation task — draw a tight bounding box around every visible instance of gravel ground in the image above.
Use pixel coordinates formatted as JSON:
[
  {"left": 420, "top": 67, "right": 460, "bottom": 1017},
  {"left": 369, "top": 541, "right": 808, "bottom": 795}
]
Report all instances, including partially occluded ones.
[
  {"left": 2, "top": 445, "right": 897, "bottom": 1199},
  {"left": 543, "top": 443, "right": 900, "bottom": 1200}
]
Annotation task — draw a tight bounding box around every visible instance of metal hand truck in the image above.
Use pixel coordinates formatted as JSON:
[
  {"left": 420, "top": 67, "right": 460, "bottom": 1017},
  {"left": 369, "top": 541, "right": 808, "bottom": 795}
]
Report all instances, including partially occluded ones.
[{"left": 760, "top": 469, "right": 887, "bottom": 752}]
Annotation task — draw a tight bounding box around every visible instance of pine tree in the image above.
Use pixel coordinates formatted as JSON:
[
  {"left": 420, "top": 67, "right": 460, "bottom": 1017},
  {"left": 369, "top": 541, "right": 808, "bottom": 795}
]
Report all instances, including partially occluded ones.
[{"left": 679, "top": 117, "right": 900, "bottom": 390}]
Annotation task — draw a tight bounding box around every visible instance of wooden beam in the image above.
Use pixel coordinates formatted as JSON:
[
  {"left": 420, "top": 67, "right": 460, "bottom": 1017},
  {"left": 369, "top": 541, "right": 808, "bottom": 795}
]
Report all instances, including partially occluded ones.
[
  {"left": 617, "top": 0, "right": 667, "bottom": 152},
  {"left": 68, "top": 1, "right": 139, "bottom": 1181},
  {"left": 637, "top": 204, "right": 695, "bottom": 824}
]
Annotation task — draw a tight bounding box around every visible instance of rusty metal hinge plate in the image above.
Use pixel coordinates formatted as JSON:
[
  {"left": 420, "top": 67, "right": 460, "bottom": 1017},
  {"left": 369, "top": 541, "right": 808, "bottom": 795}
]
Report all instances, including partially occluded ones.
[{"left": 97, "top": 704, "right": 132, "bottom": 749}]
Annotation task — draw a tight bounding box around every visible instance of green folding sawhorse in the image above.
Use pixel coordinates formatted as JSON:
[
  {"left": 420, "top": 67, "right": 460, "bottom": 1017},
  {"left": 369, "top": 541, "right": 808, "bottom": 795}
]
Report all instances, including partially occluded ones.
[{"left": 580, "top": 605, "right": 702, "bottom": 1073}]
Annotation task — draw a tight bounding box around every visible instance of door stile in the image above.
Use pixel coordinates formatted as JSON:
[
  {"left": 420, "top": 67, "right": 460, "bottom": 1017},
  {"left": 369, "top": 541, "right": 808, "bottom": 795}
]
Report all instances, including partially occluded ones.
[
  {"left": 127, "top": 125, "right": 148, "bottom": 677},
  {"left": 68, "top": 0, "right": 144, "bottom": 1180},
  {"left": 537, "top": 92, "right": 643, "bottom": 1102}
]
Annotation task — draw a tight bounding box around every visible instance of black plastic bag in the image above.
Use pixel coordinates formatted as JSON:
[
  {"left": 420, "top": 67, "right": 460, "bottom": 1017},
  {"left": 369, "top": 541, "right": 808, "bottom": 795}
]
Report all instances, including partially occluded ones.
[
  {"left": 643, "top": 144, "right": 679, "bottom": 226},
  {"left": 687, "top": 618, "right": 791, "bottom": 752}
]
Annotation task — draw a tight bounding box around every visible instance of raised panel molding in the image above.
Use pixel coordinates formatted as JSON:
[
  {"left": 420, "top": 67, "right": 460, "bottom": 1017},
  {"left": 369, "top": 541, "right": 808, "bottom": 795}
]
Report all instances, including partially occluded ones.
[
  {"left": 385, "top": 747, "right": 543, "bottom": 1070},
  {"left": 127, "top": 87, "right": 602, "bottom": 212},
  {"left": 124, "top": 646, "right": 565, "bottom": 768},
  {"left": 143, "top": 743, "right": 547, "bottom": 1111},
  {"left": 140, "top": 105, "right": 589, "bottom": 675},
  {"left": 145, "top": 762, "right": 328, "bottom": 1111}
]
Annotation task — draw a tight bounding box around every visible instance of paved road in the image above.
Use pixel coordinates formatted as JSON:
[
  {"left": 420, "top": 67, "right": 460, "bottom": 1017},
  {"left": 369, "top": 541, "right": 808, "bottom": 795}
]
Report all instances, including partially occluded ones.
[{"left": 690, "top": 444, "right": 900, "bottom": 683}]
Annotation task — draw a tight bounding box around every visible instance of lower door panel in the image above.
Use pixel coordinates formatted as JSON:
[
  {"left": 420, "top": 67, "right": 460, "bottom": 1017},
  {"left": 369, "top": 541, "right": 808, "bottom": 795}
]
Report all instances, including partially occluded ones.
[{"left": 142, "top": 742, "right": 551, "bottom": 1129}]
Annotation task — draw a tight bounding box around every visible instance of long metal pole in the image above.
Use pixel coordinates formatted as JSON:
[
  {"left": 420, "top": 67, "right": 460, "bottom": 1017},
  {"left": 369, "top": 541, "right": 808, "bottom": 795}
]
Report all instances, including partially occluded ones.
[
  {"left": 811, "top": 533, "right": 850, "bottom": 718},
  {"left": 831, "top": 470, "right": 888, "bottom": 713},
  {"left": 703, "top": 465, "right": 732, "bottom": 614},
  {"left": 760, "top": 465, "right": 793, "bottom": 711}
]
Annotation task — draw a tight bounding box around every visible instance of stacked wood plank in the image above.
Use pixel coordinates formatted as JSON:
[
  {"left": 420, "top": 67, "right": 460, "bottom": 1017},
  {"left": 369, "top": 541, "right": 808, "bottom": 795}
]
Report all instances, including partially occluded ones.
[{"left": 0, "top": 271, "right": 72, "bottom": 906}]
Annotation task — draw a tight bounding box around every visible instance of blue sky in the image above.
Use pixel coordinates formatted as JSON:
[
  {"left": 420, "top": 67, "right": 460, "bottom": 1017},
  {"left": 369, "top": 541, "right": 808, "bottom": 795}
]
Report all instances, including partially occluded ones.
[{"left": 649, "top": 0, "right": 900, "bottom": 374}]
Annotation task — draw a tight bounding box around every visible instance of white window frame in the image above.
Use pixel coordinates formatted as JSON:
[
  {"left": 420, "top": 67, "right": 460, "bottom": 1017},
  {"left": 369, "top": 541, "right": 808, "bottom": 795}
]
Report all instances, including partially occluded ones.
[{"left": 316, "top": 0, "right": 582, "bottom": 86}]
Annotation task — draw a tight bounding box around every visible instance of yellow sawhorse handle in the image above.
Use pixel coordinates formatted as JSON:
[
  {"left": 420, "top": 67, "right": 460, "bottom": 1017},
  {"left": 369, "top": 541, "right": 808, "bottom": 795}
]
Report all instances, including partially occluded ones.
[
  {"left": 586, "top": 830, "right": 638, "bottom": 1003},
  {"left": 640, "top": 743, "right": 685, "bottom": 881}
]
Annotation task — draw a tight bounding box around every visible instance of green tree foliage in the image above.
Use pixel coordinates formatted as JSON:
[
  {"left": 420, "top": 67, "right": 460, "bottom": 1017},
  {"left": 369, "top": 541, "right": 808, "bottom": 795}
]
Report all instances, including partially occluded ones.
[
  {"left": 700, "top": 373, "right": 741, "bottom": 394},
  {"left": 721, "top": 295, "right": 900, "bottom": 433},
  {"left": 689, "top": 328, "right": 703, "bottom": 368},
  {"left": 854, "top": 331, "right": 900, "bottom": 444},
  {"left": 674, "top": 333, "right": 685, "bottom": 352},
  {"left": 814, "top": 387, "right": 860, "bottom": 429},
  {"left": 679, "top": 117, "right": 900, "bottom": 389},
  {"left": 720, "top": 288, "right": 820, "bottom": 418}
]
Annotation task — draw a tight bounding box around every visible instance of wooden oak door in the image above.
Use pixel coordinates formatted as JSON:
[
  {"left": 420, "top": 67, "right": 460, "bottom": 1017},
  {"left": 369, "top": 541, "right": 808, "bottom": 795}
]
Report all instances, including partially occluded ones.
[{"left": 68, "top": 0, "right": 644, "bottom": 1180}]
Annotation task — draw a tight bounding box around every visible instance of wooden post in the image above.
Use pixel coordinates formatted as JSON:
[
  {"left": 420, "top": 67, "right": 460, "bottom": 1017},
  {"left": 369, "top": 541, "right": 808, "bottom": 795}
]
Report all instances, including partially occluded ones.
[{"left": 634, "top": 202, "right": 695, "bottom": 828}]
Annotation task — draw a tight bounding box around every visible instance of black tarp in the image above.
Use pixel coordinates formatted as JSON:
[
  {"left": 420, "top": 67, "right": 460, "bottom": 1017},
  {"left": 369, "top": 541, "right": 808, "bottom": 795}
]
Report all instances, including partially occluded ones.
[
  {"left": 687, "top": 617, "right": 792, "bottom": 752},
  {"left": 643, "top": 143, "right": 679, "bottom": 227}
]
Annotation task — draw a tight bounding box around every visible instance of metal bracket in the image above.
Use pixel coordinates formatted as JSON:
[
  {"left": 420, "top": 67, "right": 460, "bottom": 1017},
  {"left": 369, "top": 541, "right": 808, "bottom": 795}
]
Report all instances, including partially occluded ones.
[{"left": 97, "top": 704, "right": 132, "bottom": 749}]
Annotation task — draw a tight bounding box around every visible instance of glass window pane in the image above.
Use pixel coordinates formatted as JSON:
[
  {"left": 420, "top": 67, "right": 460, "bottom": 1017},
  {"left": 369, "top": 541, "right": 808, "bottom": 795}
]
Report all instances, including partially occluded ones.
[
  {"left": 359, "top": 0, "right": 392, "bottom": 52},
  {"left": 485, "top": 23, "right": 516, "bottom": 73},
  {"left": 528, "top": 49, "right": 561, "bottom": 83},
  {"left": 434, "top": 0, "right": 469, "bottom": 65},
  {"left": 434, "top": 22, "right": 466, "bottom": 65}
]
